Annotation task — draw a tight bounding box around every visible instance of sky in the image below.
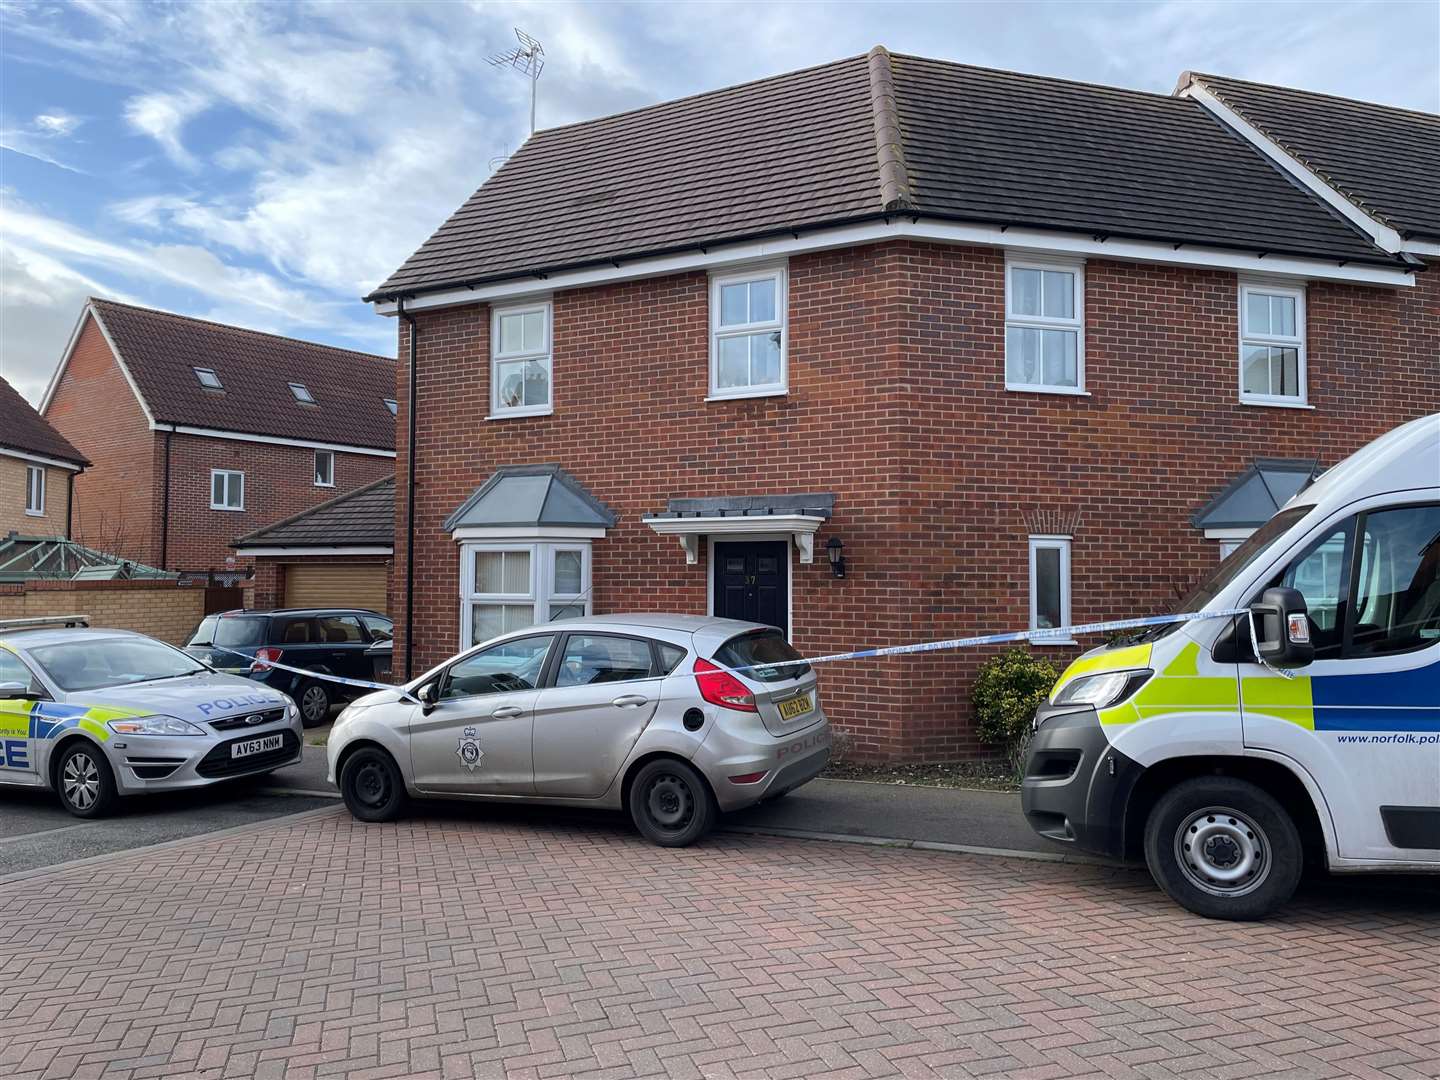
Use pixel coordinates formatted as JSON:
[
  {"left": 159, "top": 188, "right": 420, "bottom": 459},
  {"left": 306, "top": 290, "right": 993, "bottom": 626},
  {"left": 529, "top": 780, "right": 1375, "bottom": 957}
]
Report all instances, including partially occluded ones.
[{"left": 2, "top": 0, "right": 1437, "bottom": 404}]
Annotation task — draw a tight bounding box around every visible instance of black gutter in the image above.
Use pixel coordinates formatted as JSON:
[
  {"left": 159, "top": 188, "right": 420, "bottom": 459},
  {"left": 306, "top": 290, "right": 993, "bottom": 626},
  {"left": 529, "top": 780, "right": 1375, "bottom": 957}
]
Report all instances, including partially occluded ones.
[
  {"left": 398, "top": 298, "right": 419, "bottom": 681},
  {"left": 363, "top": 210, "right": 1414, "bottom": 305}
]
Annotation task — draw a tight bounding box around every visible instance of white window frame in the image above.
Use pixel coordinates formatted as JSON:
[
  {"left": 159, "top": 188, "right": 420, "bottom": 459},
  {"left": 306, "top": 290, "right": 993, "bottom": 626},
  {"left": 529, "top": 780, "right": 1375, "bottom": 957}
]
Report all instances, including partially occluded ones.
[
  {"left": 1005, "top": 256, "right": 1086, "bottom": 395},
  {"left": 459, "top": 541, "right": 591, "bottom": 648},
  {"left": 25, "top": 465, "right": 45, "bottom": 516},
  {"left": 314, "top": 449, "right": 335, "bottom": 488},
  {"left": 708, "top": 264, "right": 788, "bottom": 401},
  {"left": 193, "top": 367, "right": 223, "bottom": 389},
  {"left": 1238, "top": 281, "right": 1308, "bottom": 408},
  {"left": 489, "top": 299, "right": 554, "bottom": 419},
  {"left": 1028, "top": 535, "right": 1073, "bottom": 644},
  {"left": 210, "top": 469, "right": 244, "bottom": 511}
]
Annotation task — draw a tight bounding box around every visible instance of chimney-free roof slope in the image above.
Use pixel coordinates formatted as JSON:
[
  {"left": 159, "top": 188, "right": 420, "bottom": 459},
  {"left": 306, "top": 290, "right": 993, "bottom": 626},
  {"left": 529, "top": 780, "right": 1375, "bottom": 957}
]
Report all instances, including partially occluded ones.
[
  {"left": 370, "top": 48, "right": 1396, "bottom": 300},
  {"left": 0, "top": 376, "right": 89, "bottom": 466},
  {"left": 234, "top": 475, "right": 395, "bottom": 549},
  {"left": 88, "top": 299, "right": 396, "bottom": 450},
  {"left": 1186, "top": 73, "right": 1440, "bottom": 242}
]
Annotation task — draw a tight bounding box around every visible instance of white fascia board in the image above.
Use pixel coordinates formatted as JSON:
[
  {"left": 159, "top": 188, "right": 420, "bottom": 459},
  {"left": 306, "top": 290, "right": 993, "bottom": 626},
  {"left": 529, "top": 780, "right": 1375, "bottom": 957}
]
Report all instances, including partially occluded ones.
[
  {"left": 39, "top": 305, "right": 157, "bottom": 425},
  {"left": 450, "top": 526, "right": 608, "bottom": 542},
  {"left": 1203, "top": 527, "right": 1256, "bottom": 541},
  {"left": 235, "top": 545, "right": 394, "bottom": 556},
  {"left": 373, "top": 219, "right": 1413, "bottom": 319},
  {"left": 0, "top": 446, "right": 84, "bottom": 472},
  {"left": 156, "top": 424, "right": 396, "bottom": 458},
  {"left": 1180, "top": 83, "right": 1407, "bottom": 255}
]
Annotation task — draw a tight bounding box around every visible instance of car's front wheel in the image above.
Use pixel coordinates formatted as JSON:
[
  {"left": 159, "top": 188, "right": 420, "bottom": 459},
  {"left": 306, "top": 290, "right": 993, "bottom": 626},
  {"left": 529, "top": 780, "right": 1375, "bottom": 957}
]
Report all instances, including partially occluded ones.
[
  {"left": 628, "top": 759, "right": 716, "bottom": 847},
  {"left": 298, "top": 681, "right": 331, "bottom": 727},
  {"left": 55, "top": 742, "right": 118, "bottom": 818},
  {"left": 1144, "top": 776, "right": 1302, "bottom": 921},
  {"left": 340, "top": 746, "right": 407, "bottom": 822}
]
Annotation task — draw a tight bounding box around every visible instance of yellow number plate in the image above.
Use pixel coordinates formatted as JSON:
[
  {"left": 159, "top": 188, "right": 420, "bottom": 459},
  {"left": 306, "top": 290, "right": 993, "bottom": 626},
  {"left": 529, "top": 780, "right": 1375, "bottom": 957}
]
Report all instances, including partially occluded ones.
[{"left": 778, "top": 694, "right": 812, "bottom": 721}]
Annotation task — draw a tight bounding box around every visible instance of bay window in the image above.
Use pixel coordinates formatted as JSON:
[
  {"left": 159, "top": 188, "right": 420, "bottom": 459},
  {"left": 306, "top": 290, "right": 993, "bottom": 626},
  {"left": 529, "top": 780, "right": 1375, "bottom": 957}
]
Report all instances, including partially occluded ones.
[{"left": 461, "top": 542, "right": 591, "bottom": 647}]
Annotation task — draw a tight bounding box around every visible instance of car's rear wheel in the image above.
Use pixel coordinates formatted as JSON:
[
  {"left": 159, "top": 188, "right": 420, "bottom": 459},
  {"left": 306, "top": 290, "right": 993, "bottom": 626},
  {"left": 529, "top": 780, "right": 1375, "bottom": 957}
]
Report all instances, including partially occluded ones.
[
  {"left": 628, "top": 759, "right": 716, "bottom": 847},
  {"left": 1144, "top": 776, "right": 1302, "bottom": 921},
  {"left": 340, "top": 747, "right": 407, "bottom": 822},
  {"left": 55, "top": 742, "right": 118, "bottom": 818},
  {"left": 298, "top": 681, "right": 331, "bottom": 727}
]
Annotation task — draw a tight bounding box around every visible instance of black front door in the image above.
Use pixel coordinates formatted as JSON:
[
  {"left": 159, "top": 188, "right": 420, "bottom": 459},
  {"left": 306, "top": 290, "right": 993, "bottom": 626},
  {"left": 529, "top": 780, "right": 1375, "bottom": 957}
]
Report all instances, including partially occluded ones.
[{"left": 712, "top": 541, "right": 788, "bottom": 631}]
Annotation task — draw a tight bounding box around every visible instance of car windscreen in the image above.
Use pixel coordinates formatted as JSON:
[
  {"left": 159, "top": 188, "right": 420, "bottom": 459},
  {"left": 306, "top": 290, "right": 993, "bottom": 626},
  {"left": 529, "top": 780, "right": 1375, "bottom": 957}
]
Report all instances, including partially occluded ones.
[
  {"left": 30, "top": 638, "right": 209, "bottom": 692},
  {"left": 714, "top": 629, "right": 811, "bottom": 682},
  {"left": 213, "top": 617, "right": 268, "bottom": 649}
]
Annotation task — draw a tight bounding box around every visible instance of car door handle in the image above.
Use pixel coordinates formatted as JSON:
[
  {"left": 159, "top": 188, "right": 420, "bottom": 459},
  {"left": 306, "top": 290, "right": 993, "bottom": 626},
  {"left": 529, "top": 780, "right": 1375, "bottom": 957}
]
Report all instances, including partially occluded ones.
[
  {"left": 611, "top": 694, "right": 649, "bottom": 708},
  {"left": 491, "top": 705, "right": 523, "bottom": 719}
]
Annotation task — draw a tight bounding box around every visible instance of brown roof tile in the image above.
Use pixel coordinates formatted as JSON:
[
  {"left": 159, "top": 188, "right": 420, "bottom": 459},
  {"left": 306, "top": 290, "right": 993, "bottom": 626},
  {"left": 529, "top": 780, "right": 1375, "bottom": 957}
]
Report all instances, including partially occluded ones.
[
  {"left": 88, "top": 299, "right": 396, "bottom": 450},
  {"left": 233, "top": 475, "right": 394, "bottom": 549},
  {"left": 0, "top": 376, "right": 88, "bottom": 466}
]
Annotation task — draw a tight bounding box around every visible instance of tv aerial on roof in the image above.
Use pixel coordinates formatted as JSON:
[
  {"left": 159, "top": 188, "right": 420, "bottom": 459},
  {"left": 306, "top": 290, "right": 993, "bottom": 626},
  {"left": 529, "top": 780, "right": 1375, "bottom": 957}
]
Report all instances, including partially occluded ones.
[{"left": 487, "top": 27, "right": 545, "bottom": 136}]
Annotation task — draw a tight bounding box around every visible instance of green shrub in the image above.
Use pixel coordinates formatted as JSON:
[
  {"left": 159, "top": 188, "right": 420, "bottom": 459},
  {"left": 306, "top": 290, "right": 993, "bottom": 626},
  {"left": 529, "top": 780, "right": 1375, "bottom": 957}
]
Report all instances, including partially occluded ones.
[{"left": 971, "top": 648, "right": 1060, "bottom": 772}]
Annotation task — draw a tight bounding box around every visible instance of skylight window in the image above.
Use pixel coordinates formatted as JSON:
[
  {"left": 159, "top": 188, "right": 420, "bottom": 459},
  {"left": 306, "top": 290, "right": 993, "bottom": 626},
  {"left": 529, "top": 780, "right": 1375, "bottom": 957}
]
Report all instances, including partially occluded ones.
[
  {"left": 384, "top": 398, "right": 398, "bottom": 415},
  {"left": 288, "top": 382, "right": 315, "bottom": 404},
  {"left": 194, "top": 367, "right": 223, "bottom": 389}
]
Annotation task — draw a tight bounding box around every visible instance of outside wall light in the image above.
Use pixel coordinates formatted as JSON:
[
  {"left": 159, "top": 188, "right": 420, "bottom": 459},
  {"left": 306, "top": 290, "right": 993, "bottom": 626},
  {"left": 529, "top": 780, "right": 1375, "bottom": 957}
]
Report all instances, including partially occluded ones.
[{"left": 826, "top": 535, "right": 846, "bottom": 579}]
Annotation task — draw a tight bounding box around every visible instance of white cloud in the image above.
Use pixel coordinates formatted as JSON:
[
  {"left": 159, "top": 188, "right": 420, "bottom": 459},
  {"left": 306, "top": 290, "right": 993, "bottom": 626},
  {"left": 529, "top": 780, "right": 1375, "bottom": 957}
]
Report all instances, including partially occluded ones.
[
  {"left": 33, "top": 109, "right": 81, "bottom": 136},
  {"left": 123, "top": 90, "right": 209, "bottom": 168}
]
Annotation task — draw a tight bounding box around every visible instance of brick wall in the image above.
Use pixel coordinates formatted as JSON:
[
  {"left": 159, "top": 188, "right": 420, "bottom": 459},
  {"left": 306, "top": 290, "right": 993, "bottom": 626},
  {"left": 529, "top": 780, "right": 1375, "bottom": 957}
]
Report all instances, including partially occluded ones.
[
  {"left": 393, "top": 240, "right": 1440, "bottom": 761},
  {"left": 0, "top": 457, "right": 73, "bottom": 537},
  {"left": 45, "top": 315, "right": 157, "bottom": 563},
  {"left": 0, "top": 579, "right": 206, "bottom": 645}
]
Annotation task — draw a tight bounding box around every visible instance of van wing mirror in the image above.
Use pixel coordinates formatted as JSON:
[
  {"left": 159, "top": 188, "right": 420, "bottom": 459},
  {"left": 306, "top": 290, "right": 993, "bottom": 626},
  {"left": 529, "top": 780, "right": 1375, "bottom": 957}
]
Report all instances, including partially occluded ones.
[
  {"left": 0, "top": 680, "right": 33, "bottom": 700},
  {"left": 1251, "top": 587, "right": 1315, "bottom": 669}
]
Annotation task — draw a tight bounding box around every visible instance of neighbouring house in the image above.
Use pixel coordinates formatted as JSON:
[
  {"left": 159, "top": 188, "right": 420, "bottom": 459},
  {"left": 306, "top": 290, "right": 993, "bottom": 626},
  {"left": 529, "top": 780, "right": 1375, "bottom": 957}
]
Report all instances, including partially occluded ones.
[
  {"left": 368, "top": 48, "right": 1439, "bottom": 760},
  {"left": 235, "top": 475, "right": 395, "bottom": 614},
  {"left": 0, "top": 375, "right": 89, "bottom": 537},
  {"left": 40, "top": 299, "right": 397, "bottom": 600}
]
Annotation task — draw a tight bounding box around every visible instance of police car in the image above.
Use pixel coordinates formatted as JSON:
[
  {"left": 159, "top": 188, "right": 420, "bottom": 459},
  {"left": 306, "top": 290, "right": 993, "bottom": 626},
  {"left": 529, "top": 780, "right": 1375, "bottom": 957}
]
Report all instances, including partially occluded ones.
[
  {"left": 0, "top": 617, "right": 302, "bottom": 817},
  {"left": 1024, "top": 413, "right": 1440, "bottom": 919}
]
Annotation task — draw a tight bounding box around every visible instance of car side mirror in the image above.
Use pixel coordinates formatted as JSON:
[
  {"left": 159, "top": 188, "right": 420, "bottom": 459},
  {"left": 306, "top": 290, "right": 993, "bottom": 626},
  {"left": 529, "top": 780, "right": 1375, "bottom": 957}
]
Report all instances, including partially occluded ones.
[
  {"left": 416, "top": 682, "right": 437, "bottom": 713},
  {"left": 1251, "top": 586, "right": 1315, "bottom": 669}
]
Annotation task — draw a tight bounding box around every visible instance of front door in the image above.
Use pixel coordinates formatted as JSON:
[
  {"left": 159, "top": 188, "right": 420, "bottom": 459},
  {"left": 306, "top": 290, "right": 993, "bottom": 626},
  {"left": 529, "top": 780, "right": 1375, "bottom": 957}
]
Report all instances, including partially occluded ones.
[{"left": 713, "top": 541, "right": 788, "bottom": 631}]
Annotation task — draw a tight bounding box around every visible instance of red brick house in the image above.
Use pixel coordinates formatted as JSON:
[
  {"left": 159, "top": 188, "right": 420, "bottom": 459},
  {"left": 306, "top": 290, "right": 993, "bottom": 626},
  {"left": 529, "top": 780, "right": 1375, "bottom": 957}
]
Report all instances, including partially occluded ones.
[
  {"left": 41, "top": 299, "right": 396, "bottom": 597},
  {"left": 0, "top": 375, "right": 89, "bottom": 539},
  {"left": 368, "top": 49, "right": 1439, "bottom": 760}
]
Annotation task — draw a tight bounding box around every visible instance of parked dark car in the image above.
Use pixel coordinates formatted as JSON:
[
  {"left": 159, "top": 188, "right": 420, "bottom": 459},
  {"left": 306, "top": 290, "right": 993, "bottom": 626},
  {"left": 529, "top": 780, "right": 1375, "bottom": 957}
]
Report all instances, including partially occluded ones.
[{"left": 184, "top": 608, "right": 394, "bottom": 726}]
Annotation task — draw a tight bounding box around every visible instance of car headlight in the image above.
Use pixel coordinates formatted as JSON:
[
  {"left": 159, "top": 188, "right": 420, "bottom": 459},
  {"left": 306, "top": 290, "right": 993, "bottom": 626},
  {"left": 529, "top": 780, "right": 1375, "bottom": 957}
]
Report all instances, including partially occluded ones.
[
  {"left": 1052, "top": 669, "right": 1153, "bottom": 710},
  {"left": 108, "top": 714, "right": 207, "bottom": 736},
  {"left": 286, "top": 701, "right": 299, "bottom": 720}
]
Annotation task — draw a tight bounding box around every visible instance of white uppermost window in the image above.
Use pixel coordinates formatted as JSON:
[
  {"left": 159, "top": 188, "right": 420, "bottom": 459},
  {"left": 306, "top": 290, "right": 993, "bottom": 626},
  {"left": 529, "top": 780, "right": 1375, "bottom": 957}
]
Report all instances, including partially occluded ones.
[
  {"left": 490, "top": 301, "right": 552, "bottom": 418},
  {"left": 289, "top": 382, "right": 315, "bottom": 404},
  {"left": 710, "top": 266, "right": 786, "bottom": 399},
  {"left": 193, "top": 367, "right": 223, "bottom": 389},
  {"left": 1239, "top": 283, "right": 1306, "bottom": 406},
  {"left": 1005, "top": 259, "right": 1085, "bottom": 394},
  {"left": 25, "top": 465, "right": 44, "bottom": 516},
  {"left": 210, "top": 469, "right": 244, "bottom": 511},
  {"left": 314, "top": 449, "right": 334, "bottom": 487}
]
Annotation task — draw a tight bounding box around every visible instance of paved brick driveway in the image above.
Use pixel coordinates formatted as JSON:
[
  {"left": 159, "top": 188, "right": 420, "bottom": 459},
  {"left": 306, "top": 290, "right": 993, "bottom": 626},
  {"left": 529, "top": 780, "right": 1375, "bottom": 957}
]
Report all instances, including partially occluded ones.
[{"left": 1, "top": 806, "right": 1437, "bottom": 1079}]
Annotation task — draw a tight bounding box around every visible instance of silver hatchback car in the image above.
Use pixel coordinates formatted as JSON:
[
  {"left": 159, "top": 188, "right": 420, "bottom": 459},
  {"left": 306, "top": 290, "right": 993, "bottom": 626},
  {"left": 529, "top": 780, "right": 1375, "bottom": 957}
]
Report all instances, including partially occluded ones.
[{"left": 327, "top": 615, "right": 831, "bottom": 845}]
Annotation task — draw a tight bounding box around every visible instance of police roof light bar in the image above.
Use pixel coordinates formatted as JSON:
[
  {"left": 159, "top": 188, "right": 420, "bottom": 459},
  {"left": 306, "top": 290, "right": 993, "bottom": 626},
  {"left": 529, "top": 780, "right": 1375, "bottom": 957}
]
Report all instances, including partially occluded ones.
[{"left": 0, "top": 615, "right": 91, "bottom": 633}]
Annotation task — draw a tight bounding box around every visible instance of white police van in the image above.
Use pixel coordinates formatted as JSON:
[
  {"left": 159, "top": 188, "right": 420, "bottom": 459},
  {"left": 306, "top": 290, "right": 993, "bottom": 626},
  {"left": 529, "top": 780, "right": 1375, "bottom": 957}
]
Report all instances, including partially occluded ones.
[{"left": 1024, "top": 413, "right": 1439, "bottom": 919}]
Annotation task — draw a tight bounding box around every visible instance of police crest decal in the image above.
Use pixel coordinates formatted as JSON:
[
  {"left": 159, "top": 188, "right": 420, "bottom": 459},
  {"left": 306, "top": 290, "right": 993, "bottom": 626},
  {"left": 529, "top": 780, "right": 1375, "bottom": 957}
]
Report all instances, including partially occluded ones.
[{"left": 456, "top": 726, "right": 484, "bottom": 772}]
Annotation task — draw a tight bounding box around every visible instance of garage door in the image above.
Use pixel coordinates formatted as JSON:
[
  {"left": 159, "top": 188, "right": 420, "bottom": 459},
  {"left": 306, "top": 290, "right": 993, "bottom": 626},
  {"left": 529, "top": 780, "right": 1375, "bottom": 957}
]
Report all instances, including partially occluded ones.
[{"left": 284, "top": 563, "right": 389, "bottom": 614}]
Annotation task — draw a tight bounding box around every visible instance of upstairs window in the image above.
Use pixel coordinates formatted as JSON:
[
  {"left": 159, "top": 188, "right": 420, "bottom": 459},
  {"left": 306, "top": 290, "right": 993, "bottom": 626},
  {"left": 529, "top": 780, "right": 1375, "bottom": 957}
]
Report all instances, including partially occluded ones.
[
  {"left": 289, "top": 382, "right": 315, "bottom": 404},
  {"left": 491, "top": 301, "right": 552, "bottom": 417},
  {"left": 25, "top": 465, "right": 45, "bottom": 516},
  {"left": 314, "top": 449, "right": 334, "bottom": 487},
  {"left": 710, "top": 266, "right": 786, "bottom": 399},
  {"left": 193, "top": 367, "right": 223, "bottom": 389},
  {"left": 1239, "top": 283, "right": 1306, "bottom": 406},
  {"left": 210, "top": 469, "right": 244, "bottom": 511},
  {"left": 384, "top": 398, "right": 398, "bottom": 415},
  {"left": 1006, "top": 259, "right": 1084, "bottom": 394}
]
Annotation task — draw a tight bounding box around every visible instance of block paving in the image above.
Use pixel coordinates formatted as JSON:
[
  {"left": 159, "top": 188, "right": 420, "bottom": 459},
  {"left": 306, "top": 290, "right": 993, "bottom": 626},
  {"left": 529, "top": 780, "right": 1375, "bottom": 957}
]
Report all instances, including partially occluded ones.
[{"left": 1, "top": 807, "right": 1437, "bottom": 1078}]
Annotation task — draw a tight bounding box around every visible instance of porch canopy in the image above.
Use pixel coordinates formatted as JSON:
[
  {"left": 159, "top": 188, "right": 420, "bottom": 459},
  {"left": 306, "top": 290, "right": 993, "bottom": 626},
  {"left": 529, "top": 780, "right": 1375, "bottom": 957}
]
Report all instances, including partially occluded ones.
[
  {"left": 1191, "top": 458, "right": 1321, "bottom": 536},
  {"left": 643, "top": 493, "right": 835, "bottom": 564}
]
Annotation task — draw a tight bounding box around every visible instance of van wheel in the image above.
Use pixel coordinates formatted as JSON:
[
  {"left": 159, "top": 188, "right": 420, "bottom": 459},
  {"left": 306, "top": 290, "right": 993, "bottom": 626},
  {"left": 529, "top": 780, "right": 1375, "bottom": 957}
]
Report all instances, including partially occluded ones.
[
  {"left": 298, "top": 682, "right": 331, "bottom": 727},
  {"left": 1144, "top": 776, "right": 1302, "bottom": 921},
  {"left": 56, "top": 742, "right": 118, "bottom": 818},
  {"left": 628, "top": 759, "right": 716, "bottom": 847},
  {"left": 340, "top": 747, "right": 407, "bottom": 823}
]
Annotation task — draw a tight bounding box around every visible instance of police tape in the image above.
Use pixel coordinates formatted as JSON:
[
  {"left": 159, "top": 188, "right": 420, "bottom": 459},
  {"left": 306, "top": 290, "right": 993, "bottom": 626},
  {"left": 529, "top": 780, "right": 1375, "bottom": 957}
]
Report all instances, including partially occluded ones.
[{"left": 208, "top": 646, "right": 420, "bottom": 702}]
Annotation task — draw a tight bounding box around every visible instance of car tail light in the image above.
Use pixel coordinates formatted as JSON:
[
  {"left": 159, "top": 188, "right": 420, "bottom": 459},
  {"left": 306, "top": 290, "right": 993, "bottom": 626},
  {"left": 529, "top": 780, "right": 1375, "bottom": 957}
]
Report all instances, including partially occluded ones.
[
  {"left": 728, "top": 771, "right": 768, "bottom": 785},
  {"left": 694, "top": 658, "right": 757, "bottom": 712},
  {"left": 252, "top": 647, "right": 283, "bottom": 672}
]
